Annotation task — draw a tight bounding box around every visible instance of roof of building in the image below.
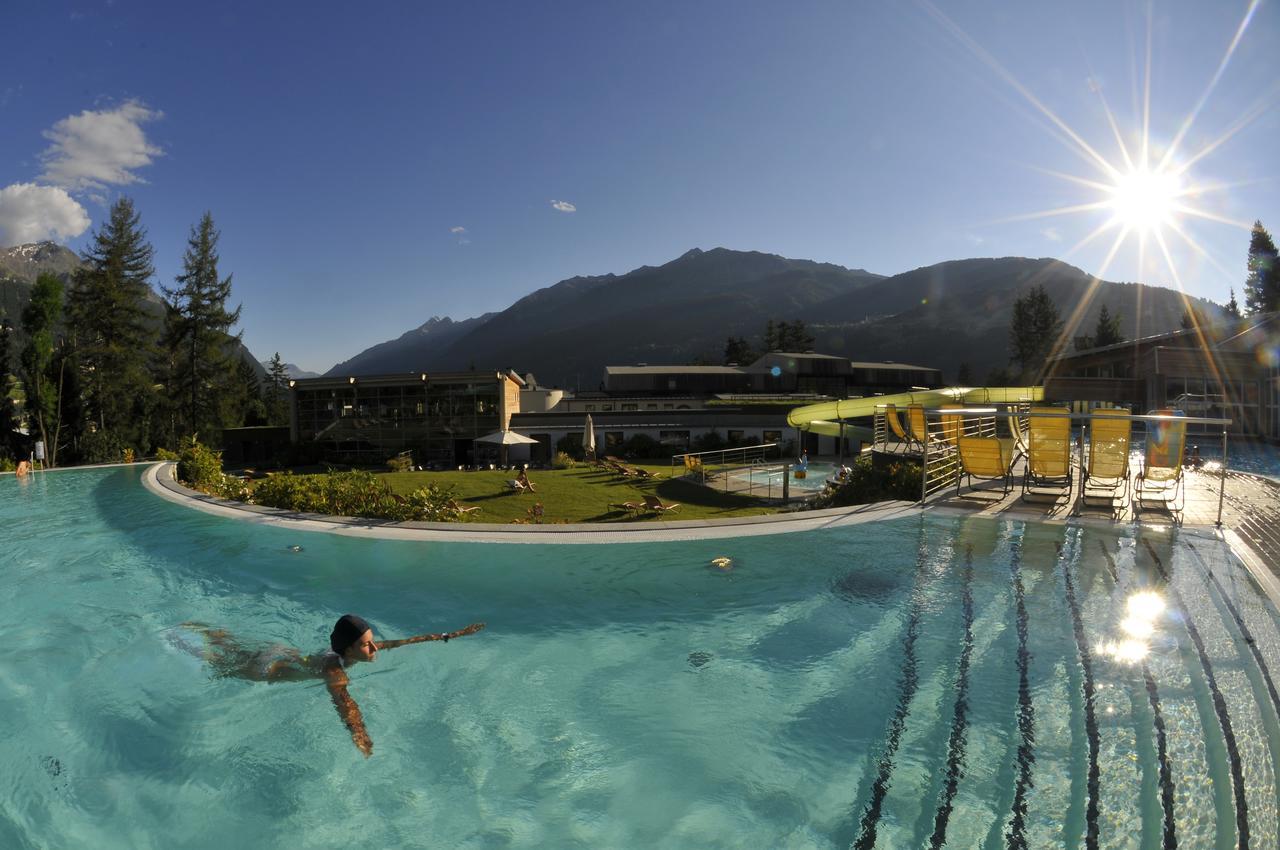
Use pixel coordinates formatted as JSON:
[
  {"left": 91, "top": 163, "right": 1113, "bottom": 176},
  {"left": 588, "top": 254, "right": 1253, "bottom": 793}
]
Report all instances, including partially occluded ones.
[
  {"left": 1049, "top": 313, "right": 1280, "bottom": 362},
  {"left": 289, "top": 370, "right": 525, "bottom": 388},
  {"left": 847, "top": 361, "right": 941, "bottom": 371},
  {"left": 604, "top": 365, "right": 745, "bottom": 375}
]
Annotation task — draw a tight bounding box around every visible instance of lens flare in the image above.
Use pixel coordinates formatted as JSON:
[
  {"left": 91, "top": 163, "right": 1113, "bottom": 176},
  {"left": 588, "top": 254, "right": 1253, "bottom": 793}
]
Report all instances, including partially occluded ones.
[
  {"left": 1127, "top": 591, "right": 1166, "bottom": 620},
  {"left": 1120, "top": 616, "right": 1155, "bottom": 638},
  {"left": 1109, "top": 168, "right": 1182, "bottom": 234}
]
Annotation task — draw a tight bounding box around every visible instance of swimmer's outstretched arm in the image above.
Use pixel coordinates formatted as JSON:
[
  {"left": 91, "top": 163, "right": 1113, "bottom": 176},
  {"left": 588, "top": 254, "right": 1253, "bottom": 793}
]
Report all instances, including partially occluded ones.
[
  {"left": 325, "top": 667, "right": 372, "bottom": 757},
  {"left": 376, "top": 622, "right": 486, "bottom": 651}
]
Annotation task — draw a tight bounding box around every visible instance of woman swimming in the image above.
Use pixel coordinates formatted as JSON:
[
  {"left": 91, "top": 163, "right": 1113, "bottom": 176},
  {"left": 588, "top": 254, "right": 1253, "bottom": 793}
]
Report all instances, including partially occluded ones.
[{"left": 183, "top": 615, "right": 485, "bottom": 757}]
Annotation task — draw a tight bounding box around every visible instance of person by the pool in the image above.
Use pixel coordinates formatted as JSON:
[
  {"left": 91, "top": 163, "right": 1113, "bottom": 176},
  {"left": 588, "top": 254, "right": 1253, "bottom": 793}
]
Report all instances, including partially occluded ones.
[{"left": 185, "top": 614, "right": 484, "bottom": 757}]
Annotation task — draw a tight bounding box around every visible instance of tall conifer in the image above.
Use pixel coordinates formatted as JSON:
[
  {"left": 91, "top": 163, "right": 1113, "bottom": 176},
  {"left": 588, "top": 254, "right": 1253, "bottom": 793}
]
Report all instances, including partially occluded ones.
[
  {"left": 66, "top": 197, "right": 156, "bottom": 452},
  {"left": 162, "top": 212, "right": 242, "bottom": 439},
  {"left": 1244, "top": 220, "right": 1279, "bottom": 314}
]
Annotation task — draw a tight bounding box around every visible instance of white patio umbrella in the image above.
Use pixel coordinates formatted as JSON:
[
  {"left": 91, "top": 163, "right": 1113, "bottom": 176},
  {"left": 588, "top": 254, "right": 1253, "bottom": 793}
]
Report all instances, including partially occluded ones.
[
  {"left": 474, "top": 429, "right": 539, "bottom": 466},
  {"left": 584, "top": 414, "right": 596, "bottom": 459}
]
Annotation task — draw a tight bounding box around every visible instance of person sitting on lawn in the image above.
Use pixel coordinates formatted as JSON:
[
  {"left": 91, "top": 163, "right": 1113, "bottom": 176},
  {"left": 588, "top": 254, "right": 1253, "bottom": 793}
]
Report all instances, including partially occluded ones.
[{"left": 516, "top": 467, "right": 537, "bottom": 493}]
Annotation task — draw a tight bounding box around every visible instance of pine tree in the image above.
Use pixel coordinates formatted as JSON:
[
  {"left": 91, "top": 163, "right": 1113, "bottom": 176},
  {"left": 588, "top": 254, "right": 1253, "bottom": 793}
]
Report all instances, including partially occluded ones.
[
  {"left": 265, "top": 352, "right": 290, "bottom": 425},
  {"left": 764, "top": 320, "right": 779, "bottom": 352},
  {"left": 723, "top": 337, "right": 756, "bottom": 365},
  {"left": 1008, "top": 284, "right": 1063, "bottom": 381},
  {"left": 233, "top": 357, "right": 267, "bottom": 426},
  {"left": 66, "top": 197, "right": 156, "bottom": 452},
  {"left": 1244, "top": 220, "right": 1280, "bottom": 314},
  {"left": 1093, "top": 304, "right": 1125, "bottom": 347},
  {"left": 162, "top": 212, "right": 243, "bottom": 440},
  {"left": 1180, "top": 309, "right": 1195, "bottom": 330},
  {"left": 1225, "top": 288, "right": 1242, "bottom": 319},
  {"left": 956, "top": 362, "right": 972, "bottom": 385},
  {"left": 20, "top": 273, "right": 67, "bottom": 466},
  {"left": 0, "top": 317, "right": 17, "bottom": 459}
]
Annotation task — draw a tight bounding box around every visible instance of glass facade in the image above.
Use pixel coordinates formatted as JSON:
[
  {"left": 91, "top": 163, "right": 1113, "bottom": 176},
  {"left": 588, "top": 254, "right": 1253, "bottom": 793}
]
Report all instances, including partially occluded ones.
[{"left": 293, "top": 376, "right": 506, "bottom": 464}]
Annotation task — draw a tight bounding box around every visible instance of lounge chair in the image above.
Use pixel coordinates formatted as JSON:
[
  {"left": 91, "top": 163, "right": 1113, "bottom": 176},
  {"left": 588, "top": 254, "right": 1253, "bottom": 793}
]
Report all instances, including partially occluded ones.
[
  {"left": 1136, "top": 409, "right": 1186, "bottom": 513},
  {"left": 957, "top": 436, "right": 1015, "bottom": 496},
  {"left": 939, "top": 404, "right": 965, "bottom": 448},
  {"left": 883, "top": 404, "right": 916, "bottom": 453},
  {"left": 447, "top": 498, "right": 481, "bottom": 516},
  {"left": 1021, "top": 405, "right": 1074, "bottom": 502},
  {"left": 609, "top": 501, "right": 646, "bottom": 515},
  {"left": 1082, "top": 408, "right": 1132, "bottom": 513},
  {"left": 642, "top": 494, "right": 681, "bottom": 513},
  {"left": 1006, "top": 413, "right": 1030, "bottom": 462}
]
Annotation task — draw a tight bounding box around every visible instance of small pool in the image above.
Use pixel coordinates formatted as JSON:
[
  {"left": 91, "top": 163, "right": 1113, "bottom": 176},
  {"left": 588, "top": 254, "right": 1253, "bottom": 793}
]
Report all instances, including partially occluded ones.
[
  {"left": 4, "top": 466, "right": 1280, "bottom": 848},
  {"left": 737, "top": 462, "right": 836, "bottom": 494}
]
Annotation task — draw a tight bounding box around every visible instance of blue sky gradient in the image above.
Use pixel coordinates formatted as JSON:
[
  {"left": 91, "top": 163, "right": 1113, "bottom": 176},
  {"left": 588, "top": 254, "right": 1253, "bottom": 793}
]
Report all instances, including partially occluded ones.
[{"left": 2, "top": 1, "right": 1277, "bottom": 372}]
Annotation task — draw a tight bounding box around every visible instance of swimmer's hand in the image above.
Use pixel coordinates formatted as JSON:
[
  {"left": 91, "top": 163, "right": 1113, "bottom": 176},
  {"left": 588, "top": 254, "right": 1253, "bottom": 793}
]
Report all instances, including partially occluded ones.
[{"left": 376, "top": 622, "right": 486, "bottom": 651}]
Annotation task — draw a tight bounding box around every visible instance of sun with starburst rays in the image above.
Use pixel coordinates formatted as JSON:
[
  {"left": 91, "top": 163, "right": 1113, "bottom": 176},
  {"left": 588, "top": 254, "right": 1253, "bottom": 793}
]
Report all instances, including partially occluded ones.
[{"left": 919, "top": 0, "right": 1270, "bottom": 375}]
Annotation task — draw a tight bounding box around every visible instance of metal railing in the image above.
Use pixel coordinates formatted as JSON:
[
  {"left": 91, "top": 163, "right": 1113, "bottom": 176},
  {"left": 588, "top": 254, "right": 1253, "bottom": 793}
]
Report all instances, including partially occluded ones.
[{"left": 671, "top": 442, "right": 779, "bottom": 483}]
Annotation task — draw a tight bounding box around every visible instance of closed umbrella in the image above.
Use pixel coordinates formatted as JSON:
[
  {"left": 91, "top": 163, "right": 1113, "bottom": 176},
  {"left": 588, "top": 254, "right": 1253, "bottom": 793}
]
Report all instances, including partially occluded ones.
[
  {"left": 474, "top": 429, "right": 539, "bottom": 466},
  {"left": 584, "top": 414, "right": 596, "bottom": 460}
]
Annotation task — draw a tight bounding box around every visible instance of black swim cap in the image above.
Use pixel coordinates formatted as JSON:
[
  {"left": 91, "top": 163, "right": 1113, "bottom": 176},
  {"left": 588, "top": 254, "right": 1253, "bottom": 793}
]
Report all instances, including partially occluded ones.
[{"left": 330, "top": 614, "right": 372, "bottom": 654}]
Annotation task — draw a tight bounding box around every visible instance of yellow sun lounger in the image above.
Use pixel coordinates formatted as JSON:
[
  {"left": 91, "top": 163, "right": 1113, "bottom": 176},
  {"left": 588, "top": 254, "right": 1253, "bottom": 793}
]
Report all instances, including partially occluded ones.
[
  {"left": 1022, "top": 405, "right": 1074, "bottom": 501},
  {"left": 957, "top": 436, "right": 1015, "bottom": 496},
  {"left": 1082, "top": 408, "right": 1131, "bottom": 512},
  {"left": 884, "top": 404, "right": 916, "bottom": 453},
  {"left": 939, "top": 404, "right": 965, "bottom": 448},
  {"left": 1136, "top": 408, "right": 1186, "bottom": 513}
]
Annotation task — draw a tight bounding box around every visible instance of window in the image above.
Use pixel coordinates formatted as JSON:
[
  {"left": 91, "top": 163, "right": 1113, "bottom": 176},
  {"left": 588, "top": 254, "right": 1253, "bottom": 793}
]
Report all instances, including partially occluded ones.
[
  {"left": 585, "top": 404, "right": 595, "bottom": 411},
  {"left": 621, "top": 403, "right": 638, "bottom": 411},
  {"left": 727, "top": 430, "right": 745, "bottom": 444},
  {"left": 601, "top": 404, "right": 613, "bottom": 411},
  {"left": 606, "top": 431, "right": 625, "bottom": 448},
  {"left": 659, "top": 430, "right": 690, "bottom": 447},
  {"left": 646, "top": 404, "right": 657, "bottom": 410},
  {"left": 763, "top": 430, "right": 782, "bottom": 445}
]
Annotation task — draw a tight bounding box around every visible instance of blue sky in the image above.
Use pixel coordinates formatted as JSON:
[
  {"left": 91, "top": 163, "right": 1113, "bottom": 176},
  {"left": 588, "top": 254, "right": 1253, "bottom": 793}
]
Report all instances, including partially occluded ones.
[{"left": 2, "top": 1, "right": 1277, "bottom": 372}]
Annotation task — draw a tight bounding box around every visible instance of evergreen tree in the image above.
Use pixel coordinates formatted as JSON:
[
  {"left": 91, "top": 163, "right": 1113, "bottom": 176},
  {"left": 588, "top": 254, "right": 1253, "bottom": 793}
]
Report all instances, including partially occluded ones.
[
  {"left": 233, "top": 357, "right": 267, "bottom": 426},
  {"left": 265, "top": 352, "right": 290, "bottom": 425},
  {"left": 20, "top": 273, "right": 67, "bottom": 466},
  {"left": 1008, "top": 284, "right": 1063, "bottom": 381},
  {"left": 1180, "top": 309, "right": 1195, "bottom": 330},
  {"left": 66, "top": 197, "right": 157, "bottom": 453},
  {"left": 1226, "top": 287, "right": 1242, "bottom": 319},
  {"left": 162, "top": 212, "right": 243, "bottom": 440},
  {"left": 1244, "top": 220, "right": 1280, "bottom": 314},
  {"left": 764, "top": 320, "right": 779, "bottom": 352},
  {"left": 1093, "top": 304, "right": 1125, "bottom": 347},
  {"left": 723, "top": 336, "right": 756, "bottom": 366},
  {"left": 956, "top": 362, "right": 972, "bottom": 385},
  {"left": 0, "top": 318, "right": 17, "bottom": 459}
]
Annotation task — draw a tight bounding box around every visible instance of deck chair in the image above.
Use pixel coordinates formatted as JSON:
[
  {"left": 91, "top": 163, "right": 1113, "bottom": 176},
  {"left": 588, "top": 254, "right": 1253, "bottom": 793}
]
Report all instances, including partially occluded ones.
[
  {"left": 1006, "top": 413, "right": 1030, "bottom": 462},
  {"left": 609, "top": 501, "right": 646, "bottom": 515},
  {"left": 1136, "top": 409, "right": 1186, "bottom": 513},
  {"left": 643, "top": 494, "right": 681, "bottom": 513},
  {"left": 1021, "top": 406, "right": 1074, "bottom": 501},
  {"left": 957, "top": 436, "right": 1015, "bottom": 496},
  {"left": 447, "top": 498, "right": 481, "bottom": 516},
  {"left": 939, "top": 404, "right": 965, "bottom": 448},
  {"left": 883, "top": 404, "right": 917, "bottom": 453},
  {"left": 1082, "top": 409, "right": 1132, "bottom": 512}
]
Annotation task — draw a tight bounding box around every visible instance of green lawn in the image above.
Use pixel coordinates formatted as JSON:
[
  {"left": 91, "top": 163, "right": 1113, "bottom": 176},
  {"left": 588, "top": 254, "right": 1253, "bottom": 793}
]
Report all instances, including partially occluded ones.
[{"left": 377, "top": 463, "right": 781, "bottom": 523}]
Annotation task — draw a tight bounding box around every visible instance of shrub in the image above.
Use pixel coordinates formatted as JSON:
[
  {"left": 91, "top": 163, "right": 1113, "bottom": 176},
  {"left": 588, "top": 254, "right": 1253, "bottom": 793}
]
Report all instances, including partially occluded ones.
[
  {"left": 155, "top": 447, "right": 180, "bottom": 462},
  {"left": 400, "top": 483, "right": 466, "bottom": 522},
  {"left": 0, "top": 456, "right": 15, "bottom": 472},
  {"left": 80, "top": 430, "right": 127, "bottom": 465},
  {"left": 175, "top": 436, "right": 251, "bottom": 500},
  {"left": 251, "top": 471, "right": 468, "bottom": 522},
  {"left": 386, "top": 452, "right": 414, "bottom": 472},
  {"left": 813, "top": 457, "right": 922, "bottom": 508},
  {"left": 552, "top": 450, "right": 577, "bottom": 469},
  {"left": 122, "top": 447, "right": 136, "bottom": 464}
]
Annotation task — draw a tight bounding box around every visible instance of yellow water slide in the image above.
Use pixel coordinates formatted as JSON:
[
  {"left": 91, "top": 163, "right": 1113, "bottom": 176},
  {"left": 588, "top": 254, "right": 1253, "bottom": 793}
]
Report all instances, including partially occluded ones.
[{"left": 787, "top": 387, "right": 1044, "bottom": 437}]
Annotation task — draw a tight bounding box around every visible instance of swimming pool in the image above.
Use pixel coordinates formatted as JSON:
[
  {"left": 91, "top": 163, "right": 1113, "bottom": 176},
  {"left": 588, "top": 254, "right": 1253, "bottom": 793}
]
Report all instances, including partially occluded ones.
[
  {"left": 4, "top": 466, "right": 1280, "bottom": 848},
  {"left": 737, "top": 462, "right": 836, "bottom": 494}
]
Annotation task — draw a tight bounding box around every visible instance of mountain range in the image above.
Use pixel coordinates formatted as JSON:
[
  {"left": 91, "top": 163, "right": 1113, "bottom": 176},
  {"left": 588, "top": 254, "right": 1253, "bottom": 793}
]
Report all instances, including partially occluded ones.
[{"left": 328, "top": 248, "right": 1222, "bottom": 385}]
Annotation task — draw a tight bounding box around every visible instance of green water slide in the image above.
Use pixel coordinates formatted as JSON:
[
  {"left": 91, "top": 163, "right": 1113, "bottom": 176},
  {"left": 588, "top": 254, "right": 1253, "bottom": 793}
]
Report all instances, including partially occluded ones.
[{"left": 786, "top": 386, "right": 1045, "bottom": 437}]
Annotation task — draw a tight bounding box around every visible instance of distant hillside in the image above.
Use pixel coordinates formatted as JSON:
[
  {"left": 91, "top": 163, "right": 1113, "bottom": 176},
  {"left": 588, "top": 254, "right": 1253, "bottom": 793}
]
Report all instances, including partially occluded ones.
[
  {"left": 328, "top": 249, "right": 1221, "bottom": 385},
  {"left": 261, "top": 360, "right": 320, "bottom": 379},
  {"left": 0, "top": 241, "right": 265, "bottom": 378},
  {"left": 326, "top": 248, "right": 885, "bottom": 382}
]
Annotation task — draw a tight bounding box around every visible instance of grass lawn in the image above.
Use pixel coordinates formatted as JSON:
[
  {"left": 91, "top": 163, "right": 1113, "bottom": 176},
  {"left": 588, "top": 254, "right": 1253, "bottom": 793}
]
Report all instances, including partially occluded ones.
[{"left": 377, "top": 462, "right": 782, "bottom": 524}]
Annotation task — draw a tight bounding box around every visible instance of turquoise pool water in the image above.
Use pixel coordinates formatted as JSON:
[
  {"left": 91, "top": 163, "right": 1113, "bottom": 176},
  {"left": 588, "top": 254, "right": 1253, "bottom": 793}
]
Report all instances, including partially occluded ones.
[
  {"left": 739, "top": 462, "right": 836, "bottom": 494},
  {"left": 4, "top": 466, "right": 1280, "bottom": 848}
]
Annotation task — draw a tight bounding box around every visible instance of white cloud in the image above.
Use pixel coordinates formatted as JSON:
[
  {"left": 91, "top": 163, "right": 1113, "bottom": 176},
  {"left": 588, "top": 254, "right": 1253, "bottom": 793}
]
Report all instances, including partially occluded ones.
[
  {"left": 450, "top": 226, "right": 466, "bottom": 234},
  {"left": 550, "top": 200, "right": 576, "bottom": 213},
  {"left": 39, "top": 100, "right": 163, "bottom": 192},
  {"left": 0, "top": 182, "right": 91, "bottom": 247},
  {"left": 1042, "top": 227, "right": 1063, "bottom": 242}
]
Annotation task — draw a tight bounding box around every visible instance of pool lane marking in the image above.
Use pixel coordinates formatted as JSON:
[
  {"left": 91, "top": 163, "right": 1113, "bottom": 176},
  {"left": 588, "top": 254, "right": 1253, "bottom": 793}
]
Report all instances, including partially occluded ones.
[
  {"left": 1005, "top": 526, "right": 1036, "bottom": 850},
  {"left": 1144, "top": 536, "right": 1251, "bottom": 850},
  {"left": 1184, "top": 539, "right": 1280, "bottom": 849},
  {"left": 1057, "top": 538, "right": 1102, "bottom": 850},
  {"left": 852, "top": 524, "right": 931, "bottom": 850},
  {"left": 928, "top": 543, "right": 975, "bottom": 849},
  {"left": 1099, "top": 539, "right": 1178, "bottom": 850}
]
